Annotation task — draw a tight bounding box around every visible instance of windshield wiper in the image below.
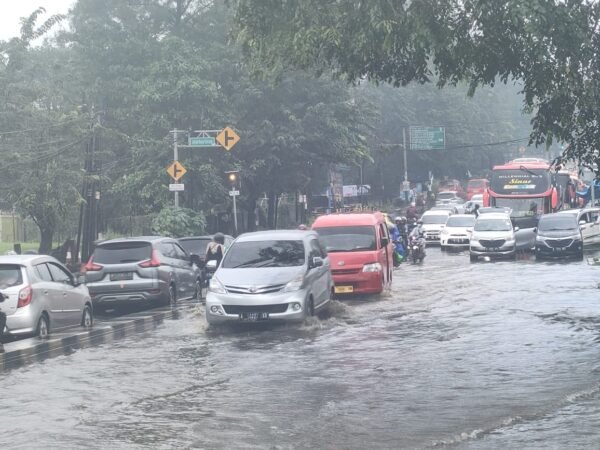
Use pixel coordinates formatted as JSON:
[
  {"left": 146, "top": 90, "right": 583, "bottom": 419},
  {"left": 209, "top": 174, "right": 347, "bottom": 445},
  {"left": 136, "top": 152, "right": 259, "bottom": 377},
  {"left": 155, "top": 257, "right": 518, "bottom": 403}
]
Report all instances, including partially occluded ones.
[
  {"left": 232, "top": 258, "right": 276, "bottom": 268},
  {"left": 519, "top": 165, "right": 538, "bottom": 177}
]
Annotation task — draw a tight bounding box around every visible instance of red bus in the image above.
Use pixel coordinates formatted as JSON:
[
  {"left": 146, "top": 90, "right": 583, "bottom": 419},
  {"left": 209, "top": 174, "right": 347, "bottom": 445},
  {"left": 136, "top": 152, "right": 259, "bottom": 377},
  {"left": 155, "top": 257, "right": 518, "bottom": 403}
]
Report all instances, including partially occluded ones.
[{"left": 484, "top": 158, "right": 559, "bottom": 228}]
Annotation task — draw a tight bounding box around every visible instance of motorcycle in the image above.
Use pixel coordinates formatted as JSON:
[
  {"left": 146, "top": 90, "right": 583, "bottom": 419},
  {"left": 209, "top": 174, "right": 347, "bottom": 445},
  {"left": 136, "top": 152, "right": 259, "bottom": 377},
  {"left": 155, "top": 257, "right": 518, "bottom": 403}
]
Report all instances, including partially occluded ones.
[{"left": 409, "top": 236, "right": 426, "bottom": 264}]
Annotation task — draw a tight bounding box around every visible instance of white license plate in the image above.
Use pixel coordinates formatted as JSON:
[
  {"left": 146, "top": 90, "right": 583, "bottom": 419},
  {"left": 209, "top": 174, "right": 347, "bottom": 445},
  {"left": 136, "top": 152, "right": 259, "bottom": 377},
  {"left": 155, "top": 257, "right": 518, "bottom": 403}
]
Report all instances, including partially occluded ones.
[
  {"left": 239, "top": 312, "right": 269, "bottom": 321},
  {"left": 335, "top": 286, "right": 354, "bottom": 294}
]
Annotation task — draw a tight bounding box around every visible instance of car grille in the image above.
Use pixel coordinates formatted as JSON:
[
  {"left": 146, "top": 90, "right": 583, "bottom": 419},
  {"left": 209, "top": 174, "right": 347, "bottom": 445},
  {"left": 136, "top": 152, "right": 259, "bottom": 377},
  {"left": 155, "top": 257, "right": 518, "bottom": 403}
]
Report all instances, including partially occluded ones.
[
  {"left": 222, "top": 304, "right": 289, "bottom": 314},
  {"left": 448, "top": 238, "right": 469, "bottom": 244},
  {"left": 479, "top": 239, "right": 505, "bottom": 248},
  {"left": 547, "top": 239, "right": 574, "bottom": 248},
  {"left": 224, "top": 284, "right": 285, "bottom": 295},
  {"left": 332, "top": 268, "right": 361, "bottom": 275}
]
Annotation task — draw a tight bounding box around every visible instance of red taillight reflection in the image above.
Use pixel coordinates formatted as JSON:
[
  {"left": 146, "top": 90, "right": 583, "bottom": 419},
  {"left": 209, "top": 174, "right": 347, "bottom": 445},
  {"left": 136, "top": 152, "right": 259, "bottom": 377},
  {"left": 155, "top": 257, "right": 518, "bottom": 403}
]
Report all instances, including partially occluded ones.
[
  {"left": 139, "top": 250, "right": 161, "bottom": 268},
  {"left": 17, "top": 285, "right": 32, "bottom": 308}
]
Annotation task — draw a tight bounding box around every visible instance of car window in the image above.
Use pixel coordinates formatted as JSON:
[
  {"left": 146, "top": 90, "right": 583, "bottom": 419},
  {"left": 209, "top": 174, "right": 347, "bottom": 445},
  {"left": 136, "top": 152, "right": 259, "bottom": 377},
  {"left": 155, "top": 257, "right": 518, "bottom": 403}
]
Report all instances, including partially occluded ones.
[
  {"left": 179, "top": 238, "right": 211, "bottom": 256},
  {"left": 222, "top": 240, "right": 306, "bottom": 268},
  {"left": 590, "top": 210, "right": 599, "bottom": 222},
  {"left": 579, "top": 213, "right": 590, "bottom": 224},
  {"left": 309, "top": 239, "right": 323, "bottom": 258},
  {"left": 0, "top": 265, "right": 24, "bottom": 288},
  {"left": 34, "top": 263, "right": 53, "bottom": 282},
  {"left": 47, "top": 263, "right": 72, "bottom": 284},
  {"left": 159, "top": 242, "right": 176, "bottom": 258},
  {"left": 93, "top": 242, "right": 152, "bottom": 264},
  {"left": 172, "top": 243, "right": 189, "bottom": 260}
]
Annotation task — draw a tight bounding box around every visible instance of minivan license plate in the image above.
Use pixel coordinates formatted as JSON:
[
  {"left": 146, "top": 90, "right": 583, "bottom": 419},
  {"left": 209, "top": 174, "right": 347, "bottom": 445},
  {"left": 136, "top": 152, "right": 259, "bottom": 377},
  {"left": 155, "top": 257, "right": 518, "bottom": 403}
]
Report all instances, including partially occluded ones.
[
  {"left": 335, "top": 286, "right": 354, "bottom": 294},
  {"left": 110, "top": 272, "right": 133, "bottom": 281},
  {"left": 239, "top": 312, "right": 269, "bottom": 321}
]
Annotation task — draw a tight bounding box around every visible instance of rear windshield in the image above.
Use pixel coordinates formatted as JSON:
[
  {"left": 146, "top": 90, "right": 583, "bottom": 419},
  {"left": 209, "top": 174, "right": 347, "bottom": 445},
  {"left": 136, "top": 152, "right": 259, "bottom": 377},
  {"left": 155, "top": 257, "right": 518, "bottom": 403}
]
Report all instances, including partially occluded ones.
[
  {"left": 93, "top": 242, "right": 152, "bottom": 264},
  {"left": 446, "top": 216, "right": 476, "bottom": 227},
  {"left": 179, "top": 238, "right": 211, "bottom": 256},
  {"left": 314, "top": 226, "right": 377, "bottom": 252},
  {"left": 0, "top": 265, "right": 23, "bottom": 289},
  {"left": 222, "top": 240, "right": 305, "bottom": 268},
  {"left": 538, "top": 216, "right": 578, "bottom": 232},
  {"left": 422, "top": 214, "right": 449, "bottom": 224},
  {"left": 437, "top": 192, "right": 456, "bottom": 199},
  {"left": 468, "top": 180, "right": 485, "bottom": 188}
]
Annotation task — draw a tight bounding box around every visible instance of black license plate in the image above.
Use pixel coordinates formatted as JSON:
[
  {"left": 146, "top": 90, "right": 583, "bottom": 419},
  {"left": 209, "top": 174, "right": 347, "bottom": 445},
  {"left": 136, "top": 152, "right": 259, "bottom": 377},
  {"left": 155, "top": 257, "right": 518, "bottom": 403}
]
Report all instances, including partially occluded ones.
[
  {"left": 110, "top": 272, "right": 133, "bottom": 281},
  {"left": 239, "top": 312, "right": 269, "bottom": 321}
]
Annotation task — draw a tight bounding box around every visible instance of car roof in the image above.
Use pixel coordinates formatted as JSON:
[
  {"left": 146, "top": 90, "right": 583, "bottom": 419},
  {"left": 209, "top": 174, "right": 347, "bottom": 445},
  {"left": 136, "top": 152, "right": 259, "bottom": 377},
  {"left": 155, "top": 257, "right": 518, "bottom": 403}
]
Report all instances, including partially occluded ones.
[
  {"left": 447, "top": 214, "right": 475, "bottom": 219},
  {"left": 178, "top": 235, "right": 234, "bottom": 241},
  {"left": 539, "top": 213, "right": 577, "bottom": 220},
  {"left": 96, "top": 236, "right": 168, "bottom": 245},
  {"left": 235, "top": 230, "right": 318, "bottom": 242},
  {"left": 0, "top": 254, "right": 56, "bottom": 266},
  {"left": 558, "top": 208, "right": 598, "bottom": 215},
  {"left": 312, "top": 212, "right": 384, "bottom": 227},
  {"left": 423, "top": 209, "right": 452, "bottom": 216}
]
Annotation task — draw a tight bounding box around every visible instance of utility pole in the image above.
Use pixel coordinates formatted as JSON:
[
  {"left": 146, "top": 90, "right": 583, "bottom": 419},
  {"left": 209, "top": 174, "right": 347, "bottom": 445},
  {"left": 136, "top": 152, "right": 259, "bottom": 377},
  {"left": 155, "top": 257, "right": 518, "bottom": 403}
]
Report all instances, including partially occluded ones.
[
  {"left": 403, "top": 127, "right": 408, "bottom": 182},
  {"left": 173, "top": 129, "right": 179, "bottom": 208}
]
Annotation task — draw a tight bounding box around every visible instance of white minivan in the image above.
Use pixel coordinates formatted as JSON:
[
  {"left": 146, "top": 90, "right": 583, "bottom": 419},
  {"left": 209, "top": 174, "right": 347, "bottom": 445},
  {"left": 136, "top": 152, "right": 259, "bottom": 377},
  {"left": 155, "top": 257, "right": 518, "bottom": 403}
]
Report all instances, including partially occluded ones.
[
  {"left": 421, "top": 210, "right": 452, "bottom": 245},
  {"left": 469, "top": 213, "right": 518, "bottom": 262},
  {"left": 558, "top": 208, "right": 600, "bottom": 245}
]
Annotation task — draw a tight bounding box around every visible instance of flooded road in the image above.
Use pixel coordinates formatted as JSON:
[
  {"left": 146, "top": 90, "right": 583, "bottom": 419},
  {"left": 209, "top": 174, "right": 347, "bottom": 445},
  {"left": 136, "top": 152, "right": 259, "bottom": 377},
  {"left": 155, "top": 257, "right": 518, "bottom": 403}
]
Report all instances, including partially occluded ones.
[{"left": 2, "top": 248, "right": 600, "bottom": 449}]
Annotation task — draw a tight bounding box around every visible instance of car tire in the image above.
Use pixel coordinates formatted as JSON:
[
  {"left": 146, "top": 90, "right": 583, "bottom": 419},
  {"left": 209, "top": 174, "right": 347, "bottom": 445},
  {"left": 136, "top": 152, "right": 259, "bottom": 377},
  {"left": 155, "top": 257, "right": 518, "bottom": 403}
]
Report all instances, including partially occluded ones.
[
  {"left": 194, "top": 278, "right": 203, "bottom": 302},
  {"left": 37, "top": 314, "right": 50, "bottom": 339},
  {"left": 577, "top": 251, "right": 584, "bottom": 261},
  {"left": 469, "top": 254, "right": 478, "bottom": 262},
  {"left": 81, "top": 305, "right": 93, "bottom": 329},
  {"left": 305, "top": 296, "right": 315, "bottom": 319}
]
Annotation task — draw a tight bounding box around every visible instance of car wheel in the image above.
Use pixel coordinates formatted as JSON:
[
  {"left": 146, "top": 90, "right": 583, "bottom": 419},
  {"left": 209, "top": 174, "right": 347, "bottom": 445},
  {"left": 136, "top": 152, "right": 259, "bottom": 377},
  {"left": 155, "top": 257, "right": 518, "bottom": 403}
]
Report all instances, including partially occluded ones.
[
  {"left": 577, "top": 251, "right": 584, "bottom": 261},
  {"left": 470, "top": 254, "right": 478, "bottom": 262},
  {"left": 37, "top": 314, "right": 50, "bottom": 339},
  {"left": 305, "top": 296, "right": 315, "bottom": 318},
  {"left": 81, "top": 305, "right": 93, "bottom": 329}
]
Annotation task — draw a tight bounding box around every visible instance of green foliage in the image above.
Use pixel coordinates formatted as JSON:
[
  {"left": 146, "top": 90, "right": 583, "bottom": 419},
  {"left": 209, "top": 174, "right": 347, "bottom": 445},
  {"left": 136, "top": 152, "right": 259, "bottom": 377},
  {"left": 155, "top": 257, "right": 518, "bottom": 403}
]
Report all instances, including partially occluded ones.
[
  {"left": 232, "top": 0, "right": 600, "bottom": 173},
  {"left": 151, "top": 206, "right": 206, "bottom": 238}
]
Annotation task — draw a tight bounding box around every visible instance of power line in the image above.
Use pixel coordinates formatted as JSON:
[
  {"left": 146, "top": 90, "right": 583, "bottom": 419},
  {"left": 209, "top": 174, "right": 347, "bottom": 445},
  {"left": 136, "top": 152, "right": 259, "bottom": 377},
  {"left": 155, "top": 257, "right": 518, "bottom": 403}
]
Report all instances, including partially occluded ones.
[{"left": 0, "top": 118, "right": 83, "bottom": 137}]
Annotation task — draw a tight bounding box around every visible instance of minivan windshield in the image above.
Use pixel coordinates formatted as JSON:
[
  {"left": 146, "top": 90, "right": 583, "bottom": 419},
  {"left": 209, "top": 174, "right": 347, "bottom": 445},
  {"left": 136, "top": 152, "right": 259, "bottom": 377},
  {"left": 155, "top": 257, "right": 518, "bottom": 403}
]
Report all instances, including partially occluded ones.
[
  {"left": 474, "top": 218, "right": 513, "bottom": 232},
  {"left": 222, "top": 240, "right": 305, "bottom": 268},
  {"left": 446, "top": 216, "right": 476, "bottom": 227},
  {"left": 93, "top": 242, "right": 152, "bottom": 264},
  {"left": 538, "top": 216, "right": 578, "bottom": 232},
  {"left": 422, "top": 214, "right": 449, "bottom": 225},
  {"left": 314, "top": 226, "right": 377, "bottom": 252}
]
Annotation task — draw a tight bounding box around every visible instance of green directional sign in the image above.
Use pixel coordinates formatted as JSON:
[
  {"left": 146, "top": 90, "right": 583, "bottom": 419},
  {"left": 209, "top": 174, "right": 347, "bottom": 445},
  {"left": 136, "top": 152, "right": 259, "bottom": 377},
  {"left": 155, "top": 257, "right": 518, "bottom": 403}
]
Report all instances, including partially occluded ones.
[
  {"left": 189, "top": 136, "right": 216, "bottom": 147},
  {"left": 409, "top": 126, "right": 445, "bottom": 150}
]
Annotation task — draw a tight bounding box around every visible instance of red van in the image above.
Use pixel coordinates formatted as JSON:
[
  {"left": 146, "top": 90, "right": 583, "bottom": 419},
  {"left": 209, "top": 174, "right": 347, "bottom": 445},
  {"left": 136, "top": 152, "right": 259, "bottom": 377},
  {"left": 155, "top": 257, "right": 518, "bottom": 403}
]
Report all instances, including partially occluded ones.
[
  {"left": 466, "top": 178, "right": 489, "bottom": 200},
  {"left": 312, "top": 212, "right": 394, "bottom": 295}
]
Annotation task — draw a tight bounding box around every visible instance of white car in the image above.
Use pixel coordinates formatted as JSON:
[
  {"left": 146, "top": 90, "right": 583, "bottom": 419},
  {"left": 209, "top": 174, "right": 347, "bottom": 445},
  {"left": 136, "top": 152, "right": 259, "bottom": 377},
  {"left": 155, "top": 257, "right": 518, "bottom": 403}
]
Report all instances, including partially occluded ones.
[
  {"left": 436, "top": 191, "right": 464, "bottom": 206},
  {"left": 440, "top": 214, "right": 476, "bottom": 250},
  {"left": 421, "top": 210, "right": 452, "bottom": 245},
  {"left": 465, "top": 194, "right": 484, "bottom": 213},
  {"left": 558, "top": 207, "right": 600, "bottom": 244},
  {"left": 469, "top": 213, "right": 518, "bottom": 261}
]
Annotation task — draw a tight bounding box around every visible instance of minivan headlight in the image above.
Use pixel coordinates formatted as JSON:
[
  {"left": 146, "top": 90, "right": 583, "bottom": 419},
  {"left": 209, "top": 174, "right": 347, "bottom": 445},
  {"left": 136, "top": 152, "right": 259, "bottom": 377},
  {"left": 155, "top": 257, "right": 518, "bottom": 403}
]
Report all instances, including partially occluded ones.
[
  {"left": 282, "top": 276, "right": 304, "bottom": 293},
  {"left": 208, "top": 277, "right": 227, "bottom": 294},
  {"left": 363, "top": 262, "right": 382, "bottom": 273}
]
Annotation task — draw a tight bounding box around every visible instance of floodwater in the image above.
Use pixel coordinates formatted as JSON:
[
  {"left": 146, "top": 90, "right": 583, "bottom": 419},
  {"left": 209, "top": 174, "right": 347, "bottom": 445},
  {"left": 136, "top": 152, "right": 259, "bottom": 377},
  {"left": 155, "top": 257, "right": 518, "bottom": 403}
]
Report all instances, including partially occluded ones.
[{"left": 2, "top": 247, "right": 600, "bottom": 449}]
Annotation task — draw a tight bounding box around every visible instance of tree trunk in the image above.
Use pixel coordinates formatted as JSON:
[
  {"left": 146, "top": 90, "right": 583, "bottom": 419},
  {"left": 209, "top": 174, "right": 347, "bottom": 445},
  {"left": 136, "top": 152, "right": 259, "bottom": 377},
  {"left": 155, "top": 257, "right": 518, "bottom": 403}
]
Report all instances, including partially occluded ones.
[
  {"left": 39, "top": 226, "right": 54, "bottom": 255},
  {"left": 245, "top": 196, "right": 258, "bottom": 232},
  {"left": 267, "top": 192, "right": 276, "bottom": 228}
]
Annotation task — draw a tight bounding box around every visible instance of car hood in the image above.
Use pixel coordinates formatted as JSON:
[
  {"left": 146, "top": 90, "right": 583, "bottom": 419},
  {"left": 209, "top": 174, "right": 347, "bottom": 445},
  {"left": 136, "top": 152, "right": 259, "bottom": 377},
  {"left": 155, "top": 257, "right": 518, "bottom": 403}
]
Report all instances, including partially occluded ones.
[
  {"left": 327, "top": 251, "right": 380, "bottom": 268},
  {"left": 423, "top": 224, "right": 445, "bottom": 231},
  {"left": 444, "top": 226, "right": 472, "bottom": 234},
  {"left": 472, "top": 231, "right": 513, "bottom": 240},
  {"left": 537, "top": 230, "right": 580, "bottom": 238},
  {"left": 215, "top": 267, "right": 304, "bottom": 286}
]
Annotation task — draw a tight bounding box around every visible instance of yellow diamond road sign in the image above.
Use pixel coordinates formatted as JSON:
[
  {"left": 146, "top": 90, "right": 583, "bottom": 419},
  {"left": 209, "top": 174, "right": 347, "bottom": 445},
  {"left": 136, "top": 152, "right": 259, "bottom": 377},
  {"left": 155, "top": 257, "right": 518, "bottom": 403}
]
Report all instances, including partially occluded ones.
[
  {"left": 166, "top": 160, "right": 187, "bottom": 181},
  {"left": 216, "top": 126, "right": 240, "bottom": 151}
]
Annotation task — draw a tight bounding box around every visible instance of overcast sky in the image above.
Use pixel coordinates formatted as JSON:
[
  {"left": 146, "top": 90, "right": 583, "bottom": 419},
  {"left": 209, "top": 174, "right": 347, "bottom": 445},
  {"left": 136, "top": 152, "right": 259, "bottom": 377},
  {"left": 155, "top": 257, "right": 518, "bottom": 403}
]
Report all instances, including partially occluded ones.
[{"left": 0, "top": 0, "right": 74, "bottom": 40}]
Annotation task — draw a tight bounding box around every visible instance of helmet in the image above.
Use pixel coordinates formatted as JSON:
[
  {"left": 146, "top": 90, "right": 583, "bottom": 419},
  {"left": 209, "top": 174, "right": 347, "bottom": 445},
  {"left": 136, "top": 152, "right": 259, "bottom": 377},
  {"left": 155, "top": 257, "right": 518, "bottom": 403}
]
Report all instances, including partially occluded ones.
[
  {"left": 401, "top": 216, "right": 407, "bottom": 223},
  {"left": 214, "top": 232, "right": 225, "bottom": 244},
  {"left": 298, "top": 224, "right": 308, "bottom": 230},
  {"left": 394, "top": 216, "right": 402, "bottom": 223},
  {"left": 411, "top": 202, "right": 416, "bottom": 207}
]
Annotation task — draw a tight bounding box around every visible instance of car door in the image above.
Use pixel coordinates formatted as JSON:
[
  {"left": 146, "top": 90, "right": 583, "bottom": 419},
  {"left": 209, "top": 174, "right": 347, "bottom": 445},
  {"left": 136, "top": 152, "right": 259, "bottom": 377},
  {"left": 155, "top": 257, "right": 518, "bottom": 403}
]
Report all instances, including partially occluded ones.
[
  {"left": 378, "top": 223, "right": 392, "bottom": 285},
  {"left": 588, "top": 209, "right": 600, "bottom": 243},
  {"left": 33, "top": 263, "right": 68, "bottom": 328},
  {"left": 579, "top": 212, "right": 592, "bottom": 242},
  {"left": 172, "top": 242, "right": 196, "bottom": 298},
  {"left": 47, "top": 262, "right": 83, "bottom": 328},
  {"left": 308, "top": 238, "right": 328, "bottom": 305}
]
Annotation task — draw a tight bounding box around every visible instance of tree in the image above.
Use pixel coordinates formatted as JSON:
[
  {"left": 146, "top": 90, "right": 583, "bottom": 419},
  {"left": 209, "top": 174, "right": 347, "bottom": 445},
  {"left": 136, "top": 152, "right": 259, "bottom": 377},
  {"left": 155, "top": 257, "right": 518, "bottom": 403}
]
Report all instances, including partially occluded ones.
[{"left": 232, "top": 0, "right": 600, "bottom": 174}]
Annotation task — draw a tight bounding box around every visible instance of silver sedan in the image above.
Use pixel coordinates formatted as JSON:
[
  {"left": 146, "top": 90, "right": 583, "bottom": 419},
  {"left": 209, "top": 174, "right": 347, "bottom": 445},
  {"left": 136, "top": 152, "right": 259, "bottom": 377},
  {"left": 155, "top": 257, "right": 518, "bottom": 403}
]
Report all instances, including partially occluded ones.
[{"left": 0, "top": 255, "right": 93, "bottom": 339}]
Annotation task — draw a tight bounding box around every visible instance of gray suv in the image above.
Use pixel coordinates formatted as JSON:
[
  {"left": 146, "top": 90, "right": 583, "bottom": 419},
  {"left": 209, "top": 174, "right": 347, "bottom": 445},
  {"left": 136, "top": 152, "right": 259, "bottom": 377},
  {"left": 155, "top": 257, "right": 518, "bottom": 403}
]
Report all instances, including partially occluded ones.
[{"left": 84, "top": 236, "right": 202, "bottom": 310}]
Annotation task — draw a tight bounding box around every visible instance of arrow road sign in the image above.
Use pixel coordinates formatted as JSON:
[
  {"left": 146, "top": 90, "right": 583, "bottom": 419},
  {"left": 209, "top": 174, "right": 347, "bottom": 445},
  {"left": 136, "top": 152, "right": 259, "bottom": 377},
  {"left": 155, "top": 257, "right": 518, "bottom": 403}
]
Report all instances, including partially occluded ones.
[
  {"left": 166, "top": 161, "right": 187, "bottom": 181},
  {"left": 216, "top": 126, "right": 240, "bottom": 151}
]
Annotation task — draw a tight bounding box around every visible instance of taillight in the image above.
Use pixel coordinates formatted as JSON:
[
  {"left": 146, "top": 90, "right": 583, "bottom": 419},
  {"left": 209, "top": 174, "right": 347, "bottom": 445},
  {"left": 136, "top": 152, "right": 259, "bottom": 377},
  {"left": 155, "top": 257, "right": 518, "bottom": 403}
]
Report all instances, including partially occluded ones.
[
  {"left": 139, "top": 250, "right": 161, "bottom": 268},
  {"left": 83, "top": 258, "right": 103, "bottom": 273},
  {"left": 17, "top": 285, "right": 32, "bottom": 308}
]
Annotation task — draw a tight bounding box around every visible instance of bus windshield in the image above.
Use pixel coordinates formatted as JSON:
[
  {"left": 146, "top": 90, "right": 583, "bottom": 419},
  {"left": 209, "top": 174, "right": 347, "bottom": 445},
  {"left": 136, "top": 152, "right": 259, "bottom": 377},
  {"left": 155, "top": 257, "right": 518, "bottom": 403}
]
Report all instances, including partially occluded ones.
[
  {"left": 490, "top": 168, "right": 550, "bottom": 195},
  {"left": 495, "top": 198, "right": 544, "bottom": 217}
]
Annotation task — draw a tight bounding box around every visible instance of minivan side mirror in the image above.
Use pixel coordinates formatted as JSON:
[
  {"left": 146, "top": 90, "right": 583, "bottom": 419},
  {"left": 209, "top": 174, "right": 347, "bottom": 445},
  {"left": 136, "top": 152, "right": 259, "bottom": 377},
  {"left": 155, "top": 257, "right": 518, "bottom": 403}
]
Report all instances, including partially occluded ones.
[
  {"left": 75, "top": 274, "right": 86, "bottom": 286},
  {"left": 514, "top": 226, "right": 520, "bottom": 232},
  {"left": 206, "top": 260, "right": 218, "bottom": 270},
  {"left": 380, "top": 237, "right": 389, "bottom": 247},
  {"left": 579, "top": 220, "right": 586, "bottom": 225},
  {"left": 311, "top": 256, "right": 324, "bottom": 268},
  {"left": 533, "top": 227, "right": 537, "bottom": 233}
]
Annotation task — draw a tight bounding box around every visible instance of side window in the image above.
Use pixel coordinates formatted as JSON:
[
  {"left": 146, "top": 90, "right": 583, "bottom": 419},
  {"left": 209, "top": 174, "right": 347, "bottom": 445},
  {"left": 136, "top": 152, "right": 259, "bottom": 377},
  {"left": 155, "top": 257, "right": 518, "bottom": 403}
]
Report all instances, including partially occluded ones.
[
  {"left": 579, "top": 213, "right": 590, "bottom": 224},
  {"left": 47, "top": 263, "right": 72, "bottom": 284},
  {"left": 590, "top": 210, "right": 599, "bottom": 223},
  {"left": 172, "top": 243, "right": 188, "bottom": 260},
  {"left": 159, "top": 243, "right": 175, "bottom": 258},
  {"left": 309, "top": 239, "right": 323, "bottom": 258},
  {"left": 34, "top": 263, "right": 53, "bottom": 282}
]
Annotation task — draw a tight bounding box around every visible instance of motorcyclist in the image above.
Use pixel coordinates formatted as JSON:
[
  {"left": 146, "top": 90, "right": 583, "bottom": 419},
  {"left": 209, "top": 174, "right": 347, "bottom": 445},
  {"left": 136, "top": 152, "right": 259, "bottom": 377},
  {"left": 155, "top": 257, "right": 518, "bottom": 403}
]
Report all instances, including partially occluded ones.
[
  {"left": 395, "top": 216, "right": 408, "bottom": 250},
  {"left": 388, "top": 223, "right": 404, "bottom": 266},
  {"left": 409, "top": 219, "right": 426, "bottom": 256},
  {"left": 406, "top": 202, "right": 418, "bottom": 221}
]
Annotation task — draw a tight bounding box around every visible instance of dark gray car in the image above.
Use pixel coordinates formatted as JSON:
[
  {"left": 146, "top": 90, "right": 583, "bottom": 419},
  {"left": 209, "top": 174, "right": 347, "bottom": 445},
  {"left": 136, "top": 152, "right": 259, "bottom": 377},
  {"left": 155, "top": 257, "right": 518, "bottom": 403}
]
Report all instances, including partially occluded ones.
[{"left": 84, "top": 236, "right": 202, "bottom": 310}]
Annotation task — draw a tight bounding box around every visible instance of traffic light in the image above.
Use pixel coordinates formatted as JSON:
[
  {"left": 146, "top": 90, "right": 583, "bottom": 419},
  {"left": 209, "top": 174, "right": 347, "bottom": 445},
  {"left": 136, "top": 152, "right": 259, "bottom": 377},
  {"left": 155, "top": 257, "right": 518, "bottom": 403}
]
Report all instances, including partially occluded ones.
[{"left": 225, "top": 170, "right": 240, "bottom": 189}]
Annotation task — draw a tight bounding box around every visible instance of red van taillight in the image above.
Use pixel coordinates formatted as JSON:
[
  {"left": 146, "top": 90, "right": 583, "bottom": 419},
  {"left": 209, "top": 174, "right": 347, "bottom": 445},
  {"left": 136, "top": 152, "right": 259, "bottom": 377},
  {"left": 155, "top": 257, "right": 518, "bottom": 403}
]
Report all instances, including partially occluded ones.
[
  {"left": 17, "top": 285, "right": 32, "bottom": 308},
  {"left": 83, "top": 257, "right": 103, "bottom": 273},
  {"left": 139, "top": 250, "right": 161, "bottom": 268}
]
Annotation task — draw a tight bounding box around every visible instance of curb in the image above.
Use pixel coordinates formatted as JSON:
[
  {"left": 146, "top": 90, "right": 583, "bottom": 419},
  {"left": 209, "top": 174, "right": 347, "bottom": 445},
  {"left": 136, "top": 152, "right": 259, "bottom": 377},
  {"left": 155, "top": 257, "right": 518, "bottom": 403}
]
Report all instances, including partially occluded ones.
[{"left": 0, "top": 303, "right": 198, "bottom": 372}]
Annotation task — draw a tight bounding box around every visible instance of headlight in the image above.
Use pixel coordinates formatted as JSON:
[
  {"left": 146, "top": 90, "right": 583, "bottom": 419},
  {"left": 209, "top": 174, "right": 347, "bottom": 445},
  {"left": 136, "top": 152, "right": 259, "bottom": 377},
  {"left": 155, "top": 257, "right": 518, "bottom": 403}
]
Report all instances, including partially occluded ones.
[
  {"left": 440, "top": 229, "right": 448, "bottom": 236},
  {"left": 282, "top": 276, "right": 304, "bottom": 292},
  {"left": 363, "top": 262, "right": 382, "bottom": 272},
  {"left": 208, "top": 277, "right": 227, "bottom": 294}
]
